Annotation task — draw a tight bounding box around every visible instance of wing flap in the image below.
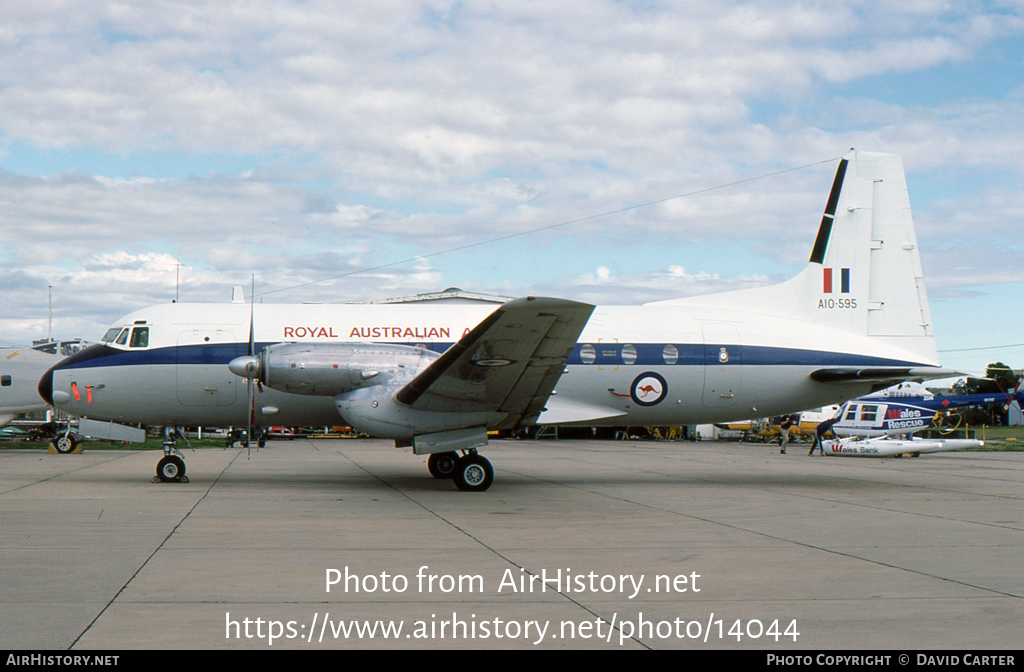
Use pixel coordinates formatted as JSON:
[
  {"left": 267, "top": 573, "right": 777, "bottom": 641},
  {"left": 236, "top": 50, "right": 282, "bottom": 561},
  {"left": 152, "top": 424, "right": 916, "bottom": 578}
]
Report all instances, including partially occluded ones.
[
  {"left": 536, "top": 397, "right": 627, "bottom": 425},
  {"left": 395, "top": 297, "right": 595, "bottom": 429}
]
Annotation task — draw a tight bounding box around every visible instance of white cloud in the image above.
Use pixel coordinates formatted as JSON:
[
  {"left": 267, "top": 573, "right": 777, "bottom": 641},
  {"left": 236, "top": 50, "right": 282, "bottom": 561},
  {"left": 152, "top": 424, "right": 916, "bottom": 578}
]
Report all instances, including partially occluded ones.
[{"left": 0, "top": 0, "right": 1021, "bottom": 366}]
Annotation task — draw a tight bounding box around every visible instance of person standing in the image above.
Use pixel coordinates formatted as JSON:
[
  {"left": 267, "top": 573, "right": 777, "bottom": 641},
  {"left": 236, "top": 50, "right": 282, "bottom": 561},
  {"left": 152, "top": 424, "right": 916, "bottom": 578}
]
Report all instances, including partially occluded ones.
[
  {"left": 779, "top": 415, "right": 796, "bottom": 454},
  {"left": 810, "top": 415, "right": 839, "bottom": 455}
]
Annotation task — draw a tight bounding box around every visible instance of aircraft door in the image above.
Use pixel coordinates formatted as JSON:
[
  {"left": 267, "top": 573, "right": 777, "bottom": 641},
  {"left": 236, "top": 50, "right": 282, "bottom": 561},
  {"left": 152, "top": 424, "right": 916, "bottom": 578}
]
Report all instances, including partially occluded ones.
[
  {"left": 702, "top": 323, "right": 742, "bottom": 407},
  {"left": 176, "top": 329, "right": 240, "bottom": 407}
]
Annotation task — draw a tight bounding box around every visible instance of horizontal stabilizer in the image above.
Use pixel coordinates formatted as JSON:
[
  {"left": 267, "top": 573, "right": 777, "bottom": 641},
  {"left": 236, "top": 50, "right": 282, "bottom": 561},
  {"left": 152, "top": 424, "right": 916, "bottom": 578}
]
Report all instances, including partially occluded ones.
[{"left": 810, "top": 367, "right": 960, "bottom": 385}]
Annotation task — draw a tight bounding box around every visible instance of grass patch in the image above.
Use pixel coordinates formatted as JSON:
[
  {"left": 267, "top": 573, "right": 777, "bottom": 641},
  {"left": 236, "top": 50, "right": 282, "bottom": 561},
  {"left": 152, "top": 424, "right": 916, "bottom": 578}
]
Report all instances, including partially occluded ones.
[
  {"left": 0, "top": 436, "right": 305, "bottom": 450},
  {"left": 957, "top": 426, "right": 1024, "bottom": 450}
]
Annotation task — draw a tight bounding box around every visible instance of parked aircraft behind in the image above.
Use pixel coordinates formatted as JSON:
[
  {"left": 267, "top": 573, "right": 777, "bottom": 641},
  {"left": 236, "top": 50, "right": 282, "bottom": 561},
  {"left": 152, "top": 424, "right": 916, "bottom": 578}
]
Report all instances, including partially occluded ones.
[
  {"left": 715, "top": 406, "right": 840, "bottom": 439},
  {"left": 1, "top": 341, "right": 91, "bottom": 451},
  {"left": 40, "top": 151, "right": 956, "bottom": 490},
  {"left": 822, "top": 379, "right": 1024, "bottom": 457},
  {"left": 830, "top": 383, "right": 1024, "bottom": 437},
  {"left": 1, "top": 347, "right": 58, "bottom": 427}
]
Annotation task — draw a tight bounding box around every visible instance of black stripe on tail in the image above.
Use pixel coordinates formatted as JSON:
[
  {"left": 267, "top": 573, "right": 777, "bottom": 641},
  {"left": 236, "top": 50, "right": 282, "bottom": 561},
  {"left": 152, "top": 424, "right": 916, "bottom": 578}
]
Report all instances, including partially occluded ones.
[{"left": 809, "top": 158, "right": 848, "bottom": 264}]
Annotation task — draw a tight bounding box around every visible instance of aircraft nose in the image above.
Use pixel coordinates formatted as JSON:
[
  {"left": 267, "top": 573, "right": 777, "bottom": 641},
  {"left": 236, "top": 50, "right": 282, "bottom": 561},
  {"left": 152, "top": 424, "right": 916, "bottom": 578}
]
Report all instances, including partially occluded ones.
[{"left": 38, "top": 366, "right": 55, "bottom": 406}]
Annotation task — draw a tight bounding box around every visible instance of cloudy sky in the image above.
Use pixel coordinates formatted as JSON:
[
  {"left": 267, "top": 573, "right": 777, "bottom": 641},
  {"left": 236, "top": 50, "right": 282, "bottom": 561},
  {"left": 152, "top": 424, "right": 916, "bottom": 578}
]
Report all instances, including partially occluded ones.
[{"left": 2, "top": 1, "right": 1022, "bottom": 377}]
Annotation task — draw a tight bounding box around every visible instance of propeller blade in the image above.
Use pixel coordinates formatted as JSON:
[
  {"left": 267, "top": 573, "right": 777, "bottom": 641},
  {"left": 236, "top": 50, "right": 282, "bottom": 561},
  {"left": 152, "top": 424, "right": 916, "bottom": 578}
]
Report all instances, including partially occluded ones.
[
  {"left": 247, "top": 274, "right": 255, "bottom": 458},
  {"left": 247, "top": 377, "right": 254, "bottom": 459},
  {"left": 248, "top": 275, "right": 255, "bottom": 357}
]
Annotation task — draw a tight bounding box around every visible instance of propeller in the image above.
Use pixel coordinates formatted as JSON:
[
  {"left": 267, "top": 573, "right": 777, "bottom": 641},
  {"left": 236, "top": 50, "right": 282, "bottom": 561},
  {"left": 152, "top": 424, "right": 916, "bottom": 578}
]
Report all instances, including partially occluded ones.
[
  {"left": 246, "top": 275, "right": 256, "bottom": 458},
  {"left": 227, "top": 276, "right": 264, "bottom": 456}
]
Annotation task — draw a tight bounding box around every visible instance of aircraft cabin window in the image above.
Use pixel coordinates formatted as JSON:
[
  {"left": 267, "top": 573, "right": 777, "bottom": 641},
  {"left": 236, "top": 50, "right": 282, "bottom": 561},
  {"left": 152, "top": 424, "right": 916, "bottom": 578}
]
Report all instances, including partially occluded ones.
[
  {"left": 662, "top": 344, "right": 679, "bottom": 365},
  {"left": 845, "top": 407, "right": 858, "bottom": 421},
  {"left": 579, "top": 344, "right": 596, "bottom": 365},
  {"left": 114, "top": 328, "right": 130, "bottom": 345},
  {"left": 621, "top": 344, "right": 637, "bottom": 365},
  {"left": 101, "top": 328, "right": 121, "bottom": 343},
  {"left": 129, "top": 327, "right": 150, "bottom": 348},
  {"left": 1, "top": 375, "right": 11, "bottom": 387},
  {"left": 860, "top": 405, "right": 879, "bottom": 422}
]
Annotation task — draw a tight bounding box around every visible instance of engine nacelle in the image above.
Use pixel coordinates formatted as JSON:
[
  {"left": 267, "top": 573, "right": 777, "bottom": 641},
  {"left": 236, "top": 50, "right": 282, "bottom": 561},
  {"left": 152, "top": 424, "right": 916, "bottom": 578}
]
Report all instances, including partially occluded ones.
[
  {"left": 230, "top": 342, "right": 507, "bottom": 443},
  {"left": 335, "top": 388, "right": 504, "bottom": 441},
  {"left": 229, "top": 342, "right": 439, "bottom": 396}
]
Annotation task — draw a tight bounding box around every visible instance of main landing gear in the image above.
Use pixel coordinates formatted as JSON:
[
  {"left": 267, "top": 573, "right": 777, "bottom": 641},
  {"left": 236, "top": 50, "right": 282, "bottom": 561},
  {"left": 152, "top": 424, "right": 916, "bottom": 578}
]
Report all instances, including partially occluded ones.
[
  {"left": 427, "top": 450, "right": 494, "bottom": 492},
  {"left": 154, "top": 427, "right": 191, "bottom": 483}
]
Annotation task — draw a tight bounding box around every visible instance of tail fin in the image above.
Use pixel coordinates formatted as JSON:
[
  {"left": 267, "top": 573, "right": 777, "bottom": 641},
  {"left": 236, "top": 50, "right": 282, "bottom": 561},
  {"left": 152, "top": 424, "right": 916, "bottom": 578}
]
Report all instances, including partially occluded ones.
[
  {"left": 792, "top": 150, "right": 935, "bottom": 361},
  {"left": 652, "top": 150, "right": 938, "bottom": 366}
]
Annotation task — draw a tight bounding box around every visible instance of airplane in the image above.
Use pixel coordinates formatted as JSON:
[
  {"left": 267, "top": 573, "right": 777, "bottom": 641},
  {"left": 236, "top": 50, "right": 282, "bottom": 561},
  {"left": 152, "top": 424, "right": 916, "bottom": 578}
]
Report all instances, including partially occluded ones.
[
  {"left": 715, "top": 406, "right": 840, "bottom": 440},
  {"left": 1, "top": 341, "right": 92, "bottom": 451},
  {"left": 38, "top": 150, "right": 958, "bottom": 491},
  {"left": 1, "top": 346, "right": 60, "bottom": 428}
]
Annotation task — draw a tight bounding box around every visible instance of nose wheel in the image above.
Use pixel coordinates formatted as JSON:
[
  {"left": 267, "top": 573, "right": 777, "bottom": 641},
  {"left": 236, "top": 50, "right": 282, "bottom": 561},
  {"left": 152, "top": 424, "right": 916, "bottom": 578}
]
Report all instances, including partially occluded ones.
[
  {"left": 156, "top": 455, "right": 187, "bottom": 483},
  {"left": 50, "top": 432, "right": 82, "bottom": 454},
  {"left": 153, "top": 426, "right": 190, "bottom": 483}
]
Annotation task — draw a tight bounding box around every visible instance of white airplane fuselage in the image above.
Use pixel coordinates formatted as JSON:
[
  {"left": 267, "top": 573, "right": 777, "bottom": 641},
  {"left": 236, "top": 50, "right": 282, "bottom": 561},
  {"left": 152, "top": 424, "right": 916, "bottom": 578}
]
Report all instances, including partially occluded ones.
[
  {"left": 44, "top": 298, "right": 926, "bottom": 430},
  {"left": 37, "top": 151, "right": 953, "bottom": 489}
]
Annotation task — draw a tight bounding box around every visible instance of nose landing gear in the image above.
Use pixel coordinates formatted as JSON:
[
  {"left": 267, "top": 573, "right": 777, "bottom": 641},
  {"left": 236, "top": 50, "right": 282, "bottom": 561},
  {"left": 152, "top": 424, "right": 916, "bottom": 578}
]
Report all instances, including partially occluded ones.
[
  {"left": 50, "top": 428, "right": 82, "bottom": 454},
  {"left": 156, "top": 454, "right": 186, "bottom": 482},
  {"left": 153, "top": 427, "right": 190, "bottom": 483}
]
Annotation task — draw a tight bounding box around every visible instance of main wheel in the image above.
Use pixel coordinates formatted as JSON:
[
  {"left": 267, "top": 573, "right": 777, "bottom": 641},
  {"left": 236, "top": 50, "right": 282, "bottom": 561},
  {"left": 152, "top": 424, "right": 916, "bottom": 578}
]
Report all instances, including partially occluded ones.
[
  {"left": 156, "top": 455, "right": 186, "bottom": 483},
  {"left": 427, "top": 452, "right": 459, "bottom": 479},
  {"left": 452, "top": 454, "right": 493, "bottom": 492}
]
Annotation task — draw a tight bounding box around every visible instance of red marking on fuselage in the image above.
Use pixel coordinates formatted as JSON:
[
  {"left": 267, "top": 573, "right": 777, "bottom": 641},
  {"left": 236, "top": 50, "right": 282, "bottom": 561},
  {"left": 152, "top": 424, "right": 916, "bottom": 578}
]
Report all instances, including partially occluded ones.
[
  {"left": 346, "top": 326, "right": 451, "bottom": 339},
  {"left": 283, "top": 326, "right": 339, "bottom": 338}
]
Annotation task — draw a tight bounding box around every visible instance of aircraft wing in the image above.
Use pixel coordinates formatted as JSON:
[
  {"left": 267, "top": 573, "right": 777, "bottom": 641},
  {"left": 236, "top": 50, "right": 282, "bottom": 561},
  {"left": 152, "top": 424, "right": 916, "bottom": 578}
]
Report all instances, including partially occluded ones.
[
  {"left": 394, "top": 296, "right": 595, "bottom": 430},
  {"left": 810, "top": 367, "right": 961, "bottom": 385}
]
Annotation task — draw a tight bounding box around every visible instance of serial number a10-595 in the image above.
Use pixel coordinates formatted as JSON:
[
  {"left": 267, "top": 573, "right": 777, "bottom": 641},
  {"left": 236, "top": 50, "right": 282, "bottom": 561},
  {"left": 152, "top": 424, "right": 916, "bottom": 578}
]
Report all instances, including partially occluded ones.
[{"left": 818, "top": 298, "right": 857, "bottom": 309}]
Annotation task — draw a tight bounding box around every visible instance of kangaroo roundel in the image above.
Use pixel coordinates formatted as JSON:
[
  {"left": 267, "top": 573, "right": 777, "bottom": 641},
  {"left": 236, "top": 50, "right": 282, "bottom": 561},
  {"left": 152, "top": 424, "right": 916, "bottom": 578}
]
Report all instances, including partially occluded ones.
[{"left": 631, "top": 372, "right": 668, "bottom": 406}]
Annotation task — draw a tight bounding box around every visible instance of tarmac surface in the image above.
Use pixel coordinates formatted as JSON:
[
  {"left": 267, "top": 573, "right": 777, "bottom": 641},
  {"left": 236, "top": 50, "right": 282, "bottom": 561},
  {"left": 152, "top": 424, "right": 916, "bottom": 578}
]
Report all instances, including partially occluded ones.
[{"left": 1, "top": 437, "right": 1022, "bottom": 650}]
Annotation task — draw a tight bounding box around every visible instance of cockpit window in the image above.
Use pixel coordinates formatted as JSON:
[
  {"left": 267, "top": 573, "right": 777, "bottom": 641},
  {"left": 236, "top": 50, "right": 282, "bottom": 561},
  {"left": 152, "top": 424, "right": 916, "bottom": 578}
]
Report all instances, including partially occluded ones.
[
  {"left": 114, "top": 328, "right": 130, "bottom": 345},
  {"left": 101, "top": 328, "right": 121, "bottom": 343},
  {"left": 129, "top": 327, "right": 149, "bottom": 348}
]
